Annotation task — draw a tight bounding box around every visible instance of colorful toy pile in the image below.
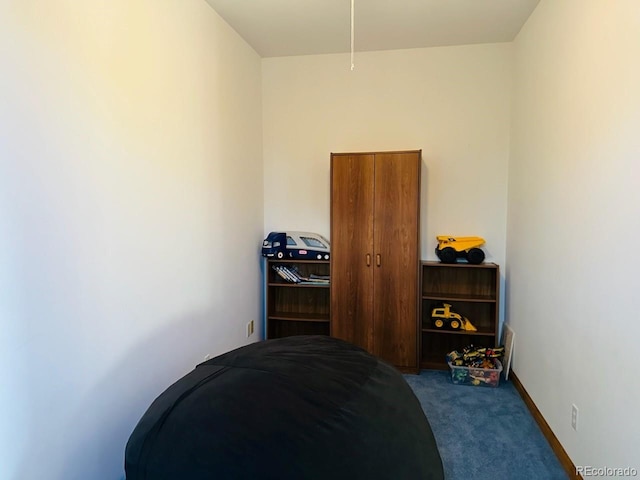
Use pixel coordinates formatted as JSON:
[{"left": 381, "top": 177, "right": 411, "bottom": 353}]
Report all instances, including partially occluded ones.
[{"left": 447, "top": 345, "right": 505, "bottom": 387}]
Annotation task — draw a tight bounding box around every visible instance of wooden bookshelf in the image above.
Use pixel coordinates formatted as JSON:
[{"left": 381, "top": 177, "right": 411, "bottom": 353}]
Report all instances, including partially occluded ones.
[
  {"left": 420, "top": 261, "right": 499, "bottom": 369},
  {"left": 266, "top": 259, "right": 330, "bottom": 339}
]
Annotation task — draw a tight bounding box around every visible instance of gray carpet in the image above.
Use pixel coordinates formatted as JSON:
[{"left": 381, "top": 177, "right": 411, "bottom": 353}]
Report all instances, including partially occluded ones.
[{"left": 404, "top": 370, "right": 568, "bottom": 480}]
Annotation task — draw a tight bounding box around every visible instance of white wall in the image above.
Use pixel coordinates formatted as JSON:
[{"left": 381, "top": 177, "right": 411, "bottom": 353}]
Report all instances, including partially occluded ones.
[
  {"left": 262, "top": 44, "right": 512, "bottom": 267},
  {"left": 508, "top": 0, "right": 640, "bottom": 470},
  {"left": 0, "top": 1, "right": 263, "bottom": 479}
]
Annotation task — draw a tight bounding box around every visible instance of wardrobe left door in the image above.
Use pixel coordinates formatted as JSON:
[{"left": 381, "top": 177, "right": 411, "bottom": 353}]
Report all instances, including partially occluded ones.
[{"left": 330, "top": 153, "right": 375, "bottom": 353}]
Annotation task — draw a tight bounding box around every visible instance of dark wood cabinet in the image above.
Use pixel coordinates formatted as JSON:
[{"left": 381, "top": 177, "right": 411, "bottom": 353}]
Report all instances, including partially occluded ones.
[
  {"left": 330, "top": 150, "right": 421, "bottom": 372},
  {"left": 266, "top": 259, "right": 330, "bottom": 339},
  {"left": 420, "top": 261, "right": 500, "bottom": 369}
]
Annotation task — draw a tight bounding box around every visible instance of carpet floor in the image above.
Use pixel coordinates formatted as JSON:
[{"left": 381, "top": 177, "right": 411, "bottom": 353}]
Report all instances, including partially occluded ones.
[{"left": 404, "top": 370, "right": 568, "bottom": 480}]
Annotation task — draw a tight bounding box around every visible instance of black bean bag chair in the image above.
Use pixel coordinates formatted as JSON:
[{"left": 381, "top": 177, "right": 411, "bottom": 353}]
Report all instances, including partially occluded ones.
[{"left": 125, "top": 335, "right": 443, "bottom": 480}]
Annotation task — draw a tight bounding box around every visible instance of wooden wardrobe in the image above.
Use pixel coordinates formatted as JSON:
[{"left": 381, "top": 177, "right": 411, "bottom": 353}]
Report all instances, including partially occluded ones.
[{"left": 330, "top": 150, "right": 421, "bottom": 372}]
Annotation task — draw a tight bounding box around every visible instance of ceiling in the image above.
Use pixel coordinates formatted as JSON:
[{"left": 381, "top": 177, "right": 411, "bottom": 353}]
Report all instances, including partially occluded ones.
[{"left": 204, "top": 0, "right": 540, "bottom": 58}]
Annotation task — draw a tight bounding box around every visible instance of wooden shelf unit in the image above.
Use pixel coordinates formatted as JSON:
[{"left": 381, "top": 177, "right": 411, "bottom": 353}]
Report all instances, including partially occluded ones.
[
  {"left": 266, "top": 259, "right": 330, "bottom": 339},
  {"left": 420, "top": 261, "right": 499, "bottom": 370}
]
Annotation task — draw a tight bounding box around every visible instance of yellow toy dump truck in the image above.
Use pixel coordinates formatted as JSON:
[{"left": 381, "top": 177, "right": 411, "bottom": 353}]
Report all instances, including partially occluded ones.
[
  {"left": 431, "top": 303, "right": 477, "bottom": 331},
  {"left": 435, "top": 236, "right": 486, "bottom": 264}
]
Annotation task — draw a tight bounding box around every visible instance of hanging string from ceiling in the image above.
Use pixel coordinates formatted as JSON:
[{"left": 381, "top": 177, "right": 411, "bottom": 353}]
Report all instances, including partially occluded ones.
[{"left": 351, "top": 0, "right": 355, "bottom": 70}]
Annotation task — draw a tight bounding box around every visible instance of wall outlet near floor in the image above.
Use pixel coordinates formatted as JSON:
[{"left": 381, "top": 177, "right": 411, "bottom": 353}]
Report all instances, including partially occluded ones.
[
  {"left": 571, "top": 404, "right": 579, "bottom": 431},
  {"left": 246, "top": 320, "right": 254, "bottom": 337}
]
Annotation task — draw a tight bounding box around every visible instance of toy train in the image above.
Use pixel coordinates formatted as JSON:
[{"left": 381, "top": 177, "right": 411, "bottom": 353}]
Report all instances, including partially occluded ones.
[{"left": 262, "top": 231, "right": 330, "bottom": 260}]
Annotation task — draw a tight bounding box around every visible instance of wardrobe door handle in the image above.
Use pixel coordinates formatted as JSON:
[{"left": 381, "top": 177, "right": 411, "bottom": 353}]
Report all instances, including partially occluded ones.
[
  {"left": 376, "top": 254, "right": 381, "bottom": 267},
  {"left": 366, "top": 254, "right": 371, "bottom": 267}
]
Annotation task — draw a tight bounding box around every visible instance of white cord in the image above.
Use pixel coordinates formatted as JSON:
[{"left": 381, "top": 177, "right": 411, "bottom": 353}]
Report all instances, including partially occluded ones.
[{"left": 350, "top": 0, "right": 355, "bottom": 70}]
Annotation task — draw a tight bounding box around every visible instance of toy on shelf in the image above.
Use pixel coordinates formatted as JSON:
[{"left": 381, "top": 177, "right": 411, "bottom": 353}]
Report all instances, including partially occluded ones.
[
  {"left": 431, "top": 303, "right": 477, "bottom": 331},
  {"left": 435, "top": 236, "right": 486, "bottom": 264},
  {"left": 262, "top": 231, "right": 330, "bottom": 260}
]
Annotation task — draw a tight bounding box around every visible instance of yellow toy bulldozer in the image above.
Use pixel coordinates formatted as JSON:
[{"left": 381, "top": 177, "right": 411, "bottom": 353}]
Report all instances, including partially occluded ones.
[{"left": 431, "top": 303, "right": 477, "bottom": 331}]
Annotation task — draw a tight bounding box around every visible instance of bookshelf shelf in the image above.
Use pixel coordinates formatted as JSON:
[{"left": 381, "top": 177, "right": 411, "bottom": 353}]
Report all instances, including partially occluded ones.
[
  {"left": 268, "top": 283, "right": 330, "bottom": 289},
  {"left": 269, "top": 312, "right": 330, "bottom": 322},
  {"left": 421, "top": 328, "right": 495, "bottom": 337}
]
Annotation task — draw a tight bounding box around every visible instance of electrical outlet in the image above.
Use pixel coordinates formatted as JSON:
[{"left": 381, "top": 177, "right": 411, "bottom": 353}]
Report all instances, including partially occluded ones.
[
  {"left": 247, "top": 320, "right": 254, "bottom": 337},
  {"left": 571, "top": 404, "right": 579, "bottom": 431}
]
